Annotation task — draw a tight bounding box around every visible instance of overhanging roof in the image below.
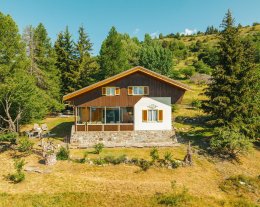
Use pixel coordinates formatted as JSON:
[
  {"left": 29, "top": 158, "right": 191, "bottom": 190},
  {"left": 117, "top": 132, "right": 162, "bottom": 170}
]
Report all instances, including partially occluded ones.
[{"left": 63, "top": 66, "right": 192, "bottom": 101}]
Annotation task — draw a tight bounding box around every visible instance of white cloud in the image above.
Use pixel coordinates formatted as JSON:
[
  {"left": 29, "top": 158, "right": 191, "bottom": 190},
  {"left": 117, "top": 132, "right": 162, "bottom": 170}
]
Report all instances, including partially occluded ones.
[
  {"left": 181, "top": 28, "right": 197, "bottom": 36},
  {"left": 133, "top": 28, "right": 140, "bottom": 35},
  {"left": 150, "top": 31, "right": 159, "bottom": 38}
]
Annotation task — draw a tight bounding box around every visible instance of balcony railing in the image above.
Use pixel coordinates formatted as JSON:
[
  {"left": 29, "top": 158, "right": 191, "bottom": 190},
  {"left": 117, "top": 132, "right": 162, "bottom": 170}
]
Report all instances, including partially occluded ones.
[{"left": 75, "top": 123, "right": 134, "bottom": 131}]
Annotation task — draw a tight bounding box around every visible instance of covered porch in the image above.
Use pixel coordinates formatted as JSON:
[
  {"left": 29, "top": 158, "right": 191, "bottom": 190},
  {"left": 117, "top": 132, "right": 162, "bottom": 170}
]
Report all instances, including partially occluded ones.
[{"left": 75, "top": 106, "right": 134, "bottom": 131}]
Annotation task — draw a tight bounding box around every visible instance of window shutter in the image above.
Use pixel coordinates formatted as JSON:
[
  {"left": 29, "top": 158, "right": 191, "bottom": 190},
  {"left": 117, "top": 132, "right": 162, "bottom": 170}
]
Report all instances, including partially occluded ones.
[
  {"left": 142, "top": 110, "right": 148, "bottom": 122},
  {"left": 158, "top": 110, "right": 163, "bottom": 122},
  {"left": 102, "top": 87, "right": 106, "bottom": 95},
  {"left": 144, "top": 86, "right": 149, "bottom": 95},
  {"left": 115, "top": 87, "right": 120, "bottom": 95},
  {"left": 128, "top": 86, "right": 133, "bottom": 95}
]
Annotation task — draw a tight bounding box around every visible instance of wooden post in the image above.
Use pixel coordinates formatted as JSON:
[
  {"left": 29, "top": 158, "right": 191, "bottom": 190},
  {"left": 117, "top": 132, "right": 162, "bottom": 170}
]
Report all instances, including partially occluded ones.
[
  {"left": 74, "top": 106, "right": 77, "bottom": 132},
  {"left": 183, "top": 141, "right": 192, "bottom": 165}
]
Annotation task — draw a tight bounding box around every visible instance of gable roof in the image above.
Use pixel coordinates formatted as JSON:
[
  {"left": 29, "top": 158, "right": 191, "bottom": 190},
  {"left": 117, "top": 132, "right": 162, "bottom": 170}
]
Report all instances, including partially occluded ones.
[{"left": 63, "top": 66, "right": 191, "bottom": 101}]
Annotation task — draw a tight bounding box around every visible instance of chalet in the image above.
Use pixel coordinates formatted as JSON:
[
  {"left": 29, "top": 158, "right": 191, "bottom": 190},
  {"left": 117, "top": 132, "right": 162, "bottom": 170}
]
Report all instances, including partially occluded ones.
[{"left": 63, "top": 66, "right": 191, "bottom": 147}]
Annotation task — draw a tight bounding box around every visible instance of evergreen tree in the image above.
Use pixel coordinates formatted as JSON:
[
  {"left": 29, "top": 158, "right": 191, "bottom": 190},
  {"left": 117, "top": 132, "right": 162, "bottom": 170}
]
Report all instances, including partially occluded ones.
[
  {"left": 22, "top": 24, "right": 62, "bottom": 111},
  {"left": 203, "top": 10, "right": 260, "bottom": 139},
  {"left": 55, "top": 26, "right": 78, "bottom": 94},
  {"left": 75, "top": 26, "right": 100, "bottom": 88},
  {"left": 99, "top": 26, "right": 129, "bottom": 79},
  {"left": 138, "top": 40, "right": 173, "bottom": 75},
  {"left": 121, "top": 34, "right": 141, "bottom": 67}
]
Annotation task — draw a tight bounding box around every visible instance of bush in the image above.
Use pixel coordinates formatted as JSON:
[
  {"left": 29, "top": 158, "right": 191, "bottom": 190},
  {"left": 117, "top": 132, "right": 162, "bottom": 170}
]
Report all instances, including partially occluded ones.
[
  {"left": 191, "top": 99, "right": 202, "bottom": 110},
  {"left": 104, "top": 155, "right": 127, "bottom": 165},
  {"left": 164, "top": 151, "right": 173, "bottom": 161},
  {"left": 157, "top": 187, "right": 193, "bottom": 206},
  {"left": 169, "top": 70, "right": 182, "bottom": 79},
  {"left": 138, "top": 159, "right": 151, "bottom": 171},
  {"left": 171, "top": 104, "right": 179, "bottom": 113},
  {"left": 0, "top": 132, "right": 17, "bottom": 144},
  {"left": 210, "top": 127, "right": 253, "bottom": 158},
  {"left": 181, "top": 66, "right": 195, "bottom": 79},
  {"left": 56, "top": 146, "right": 70, "bottom": 160},
  {"left": 17, "top": 137, "right": 34, "bottom": 153},
  {"left": 93, "top": 157, "right": 106, "bottom": 165},
  {"left": 75, "top": 151, "right": 88, "bottom": 163},
  {"left": 93, "top": 143, "right": 104, "bottom": 154},
  {"left": 220, "top": 175, "right": 260, "bottom": 196},
  {"left": 171, "top": 160, "right": 181, "bottom": 169},
  {"left": 150, "top": 147, "right": 159, "bottom": 162},
  {"left": 7, "top": 159, "right": 25, "bottom": 183}
]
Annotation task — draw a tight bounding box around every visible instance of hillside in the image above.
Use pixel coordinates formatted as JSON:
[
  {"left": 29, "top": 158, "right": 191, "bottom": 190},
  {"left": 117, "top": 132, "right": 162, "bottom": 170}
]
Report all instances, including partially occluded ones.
[{"left": 159, "top": 24, "right": 260, "bottom": 72}]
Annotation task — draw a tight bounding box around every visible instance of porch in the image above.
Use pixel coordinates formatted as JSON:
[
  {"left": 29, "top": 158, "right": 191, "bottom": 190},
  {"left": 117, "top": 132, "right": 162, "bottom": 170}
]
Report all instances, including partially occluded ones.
[{"left": 75, "top": 106, "right": 134, "bottom": 132}]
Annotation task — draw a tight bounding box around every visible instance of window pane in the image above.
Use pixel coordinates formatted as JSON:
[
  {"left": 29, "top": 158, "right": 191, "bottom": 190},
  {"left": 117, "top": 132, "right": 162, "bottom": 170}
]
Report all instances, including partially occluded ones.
[
  {"left": 153, "top": 110, "right": 158, "bottom": 121},
  {"left": 106, "top": 87, "right": 115, "bottom": 95},
  {"left": 148, "top": 110, "right": 152, "bottom": 121},
  {"left": 134, "top": 87, "right": 138, "bottom": 94},
  {"left": 139, "top": 87, "right": 144, "bottom": 94}
]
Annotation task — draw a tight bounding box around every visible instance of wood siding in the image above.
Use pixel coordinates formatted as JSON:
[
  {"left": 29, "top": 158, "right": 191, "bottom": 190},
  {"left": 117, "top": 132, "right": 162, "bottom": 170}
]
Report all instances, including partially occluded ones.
[{"left": 71, "top": 71, "right": 185, "bottom": 107}]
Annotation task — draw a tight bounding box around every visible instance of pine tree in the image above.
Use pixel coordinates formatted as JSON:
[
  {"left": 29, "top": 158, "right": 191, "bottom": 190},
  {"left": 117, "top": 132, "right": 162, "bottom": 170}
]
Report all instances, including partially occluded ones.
[
  {"left": 75, "top": 26, "right": 99, "bottom": 88},
  {"left": 33, "top": 23, "right": 62, "bottom": 110},
  {"left": 55, "top": 26, "right": 78, "bottom": 94},
  {"left": 99, "top": 26, "right": 129, "bottom": 79},
  {"left": 203, "top": 10, "right": 260, "bottom": 139},
  {"left": 138, "top": 37, "right": 173, "bottom": 75}
]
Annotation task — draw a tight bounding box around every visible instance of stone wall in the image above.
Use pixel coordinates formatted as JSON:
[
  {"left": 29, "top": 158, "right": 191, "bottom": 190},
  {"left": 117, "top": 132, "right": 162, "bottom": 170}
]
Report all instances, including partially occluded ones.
[{"left": 70, "top": 125, "right": 177, "bottom": 148}]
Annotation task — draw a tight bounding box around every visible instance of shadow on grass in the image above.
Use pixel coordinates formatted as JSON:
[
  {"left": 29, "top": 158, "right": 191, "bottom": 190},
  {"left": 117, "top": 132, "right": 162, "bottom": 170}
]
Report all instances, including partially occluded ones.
[
  {"left": 175, "top": 114, "right": 213, "bottom": 154},
  {"left": 50, "top": 121, "right": 74, "bottom": 141}
]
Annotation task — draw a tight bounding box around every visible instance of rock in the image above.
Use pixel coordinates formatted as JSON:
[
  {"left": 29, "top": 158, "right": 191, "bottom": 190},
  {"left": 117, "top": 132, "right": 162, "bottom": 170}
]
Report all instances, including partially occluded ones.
[{"left": 45, "top": 153, "right": 57, "bottom": 166}]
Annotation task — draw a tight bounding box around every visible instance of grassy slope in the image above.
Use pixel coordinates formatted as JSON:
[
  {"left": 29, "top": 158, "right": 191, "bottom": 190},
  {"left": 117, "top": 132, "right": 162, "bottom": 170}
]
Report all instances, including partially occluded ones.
[
  {"left": 1, "top": 81, "right": 260, "bottom": 206},
  {"left": 164, "top": 25, "right": 260, "bottom": 71}
]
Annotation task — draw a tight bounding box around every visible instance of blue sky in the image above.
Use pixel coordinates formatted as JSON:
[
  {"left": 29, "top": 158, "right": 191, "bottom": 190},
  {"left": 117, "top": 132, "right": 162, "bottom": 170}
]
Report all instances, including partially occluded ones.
[{"left": 1, "top": 0, "right": 260, "bottom": 55}]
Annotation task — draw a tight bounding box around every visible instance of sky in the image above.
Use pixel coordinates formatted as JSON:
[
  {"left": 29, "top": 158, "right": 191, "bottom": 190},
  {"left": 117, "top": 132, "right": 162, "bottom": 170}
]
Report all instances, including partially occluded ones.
[{"left": 1, "top": 0, "right": 260, "bottom": 55}]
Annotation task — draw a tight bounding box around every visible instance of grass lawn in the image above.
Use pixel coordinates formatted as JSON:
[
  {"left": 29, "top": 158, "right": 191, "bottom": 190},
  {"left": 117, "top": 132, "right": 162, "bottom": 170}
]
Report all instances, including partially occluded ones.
[{"left": 1, "top": 82, "right": 260, "bottom": 207}]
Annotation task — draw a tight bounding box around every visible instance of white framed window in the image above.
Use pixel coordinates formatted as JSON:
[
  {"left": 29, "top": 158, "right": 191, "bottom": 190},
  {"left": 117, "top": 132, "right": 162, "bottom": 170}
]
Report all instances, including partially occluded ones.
[
  {"left": 128, "top": 86, "right": 149, "bottom": 95},
  {"left": 106, "top": 87, "right": 115, "bottom": 96},
  {"left": 142, "top": 109, "right": 163, "bottom": 122},
  {"left": 102, "top": 87, "right": 120, "bottom": 96},
  {"left": 148, "top": 110, "right": 158, "bottom": 122}
]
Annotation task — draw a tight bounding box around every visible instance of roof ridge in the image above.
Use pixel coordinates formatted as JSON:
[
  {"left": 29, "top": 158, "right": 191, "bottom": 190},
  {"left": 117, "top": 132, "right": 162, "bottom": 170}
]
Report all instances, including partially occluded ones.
[{"left": 63, "top": 66, "right": 191, "bottom": 101}]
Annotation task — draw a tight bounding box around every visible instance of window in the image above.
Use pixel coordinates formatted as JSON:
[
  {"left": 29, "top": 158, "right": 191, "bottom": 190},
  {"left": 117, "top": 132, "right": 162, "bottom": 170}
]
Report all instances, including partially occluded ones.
[
  {"left": 142, "top": 109, "right": 163, "bottom": 122},
  {"left": 148, "top": 110, "right": 158, "bottom": 122},
  {"left": 128, "top": 86, "right": 149, "bottom": 95},
  {"left": 102, "top": 87, "right": 120, "bottom": 96}
]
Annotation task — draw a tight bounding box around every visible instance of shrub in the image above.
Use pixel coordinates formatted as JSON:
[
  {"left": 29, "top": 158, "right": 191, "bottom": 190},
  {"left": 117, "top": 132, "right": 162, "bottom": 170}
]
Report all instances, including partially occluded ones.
[
  {"left": 171, "top": 160, "right": 181, "bottom": 169},
  {"left": 130, "top": 157, "right": 139, "bottom": 165},
  {"left": 93, "top": 143, "right": 104, "bottom": 154},
  {"left": 210, "top": 127, "right": 253, "bottom": 158},
  {"left": 93, "top": 157, "right": 106, "bottom": 165},
  {"left": 181, "top": 66, "right": 195, "bottom": 79},
  {"left": 17, "top": 137, "right": 34, "bottom": 153},
  {"left": 169, "top": 70, "right": 182, "bottom": 79},
  {"left": 75, "top": 151, "right": 88, "bottom": 163},
  {"left": 150, "top": 147, "right": 159, "bottom": 162},
  {"left": 7, "top": 159, "right": 26, "bottom": 183},
  {"left": 157, "top": 187, "right": 193, "bottom": 206},
  {"left": 219, "top": 175, "right": 260, "bottom": 196},
  {"left": 191, "top": 99, "right": 202, "bottom": 110},
  {"left": 164, "top": 152, "right": 173, "bottom": 161},
  {"left": 0, "top": 132, "right": 17, "bottom": 144},
  {"left": 56, "top": 146, "right": 70, "bottom": 160},
  {"left": 171, "top": 104, "right": 179, "bottom": 113},
  {"left": 104, "top": 155, "right": 127, "bottom": 165},
  {"left": 138, "top": 159, "right": 151, "bottom": 171}
]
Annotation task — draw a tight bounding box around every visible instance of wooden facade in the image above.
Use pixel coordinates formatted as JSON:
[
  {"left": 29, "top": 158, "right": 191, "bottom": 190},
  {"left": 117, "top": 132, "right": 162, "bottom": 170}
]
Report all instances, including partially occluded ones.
[{"left": 69, "top": 71, "right": 186, "bottom": 107}]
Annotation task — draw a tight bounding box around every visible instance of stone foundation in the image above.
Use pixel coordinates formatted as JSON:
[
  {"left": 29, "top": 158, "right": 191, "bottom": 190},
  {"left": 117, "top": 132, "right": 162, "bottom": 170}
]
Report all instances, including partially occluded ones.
[{"left": 70, "top": 126, "right": 178, "bottom": 148}]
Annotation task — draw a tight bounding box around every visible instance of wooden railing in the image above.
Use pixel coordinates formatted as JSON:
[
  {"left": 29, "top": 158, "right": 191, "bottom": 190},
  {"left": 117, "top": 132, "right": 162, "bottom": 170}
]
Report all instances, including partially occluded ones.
[{"left": 76, "top": 123, "right": 134, "bottom": 131}]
